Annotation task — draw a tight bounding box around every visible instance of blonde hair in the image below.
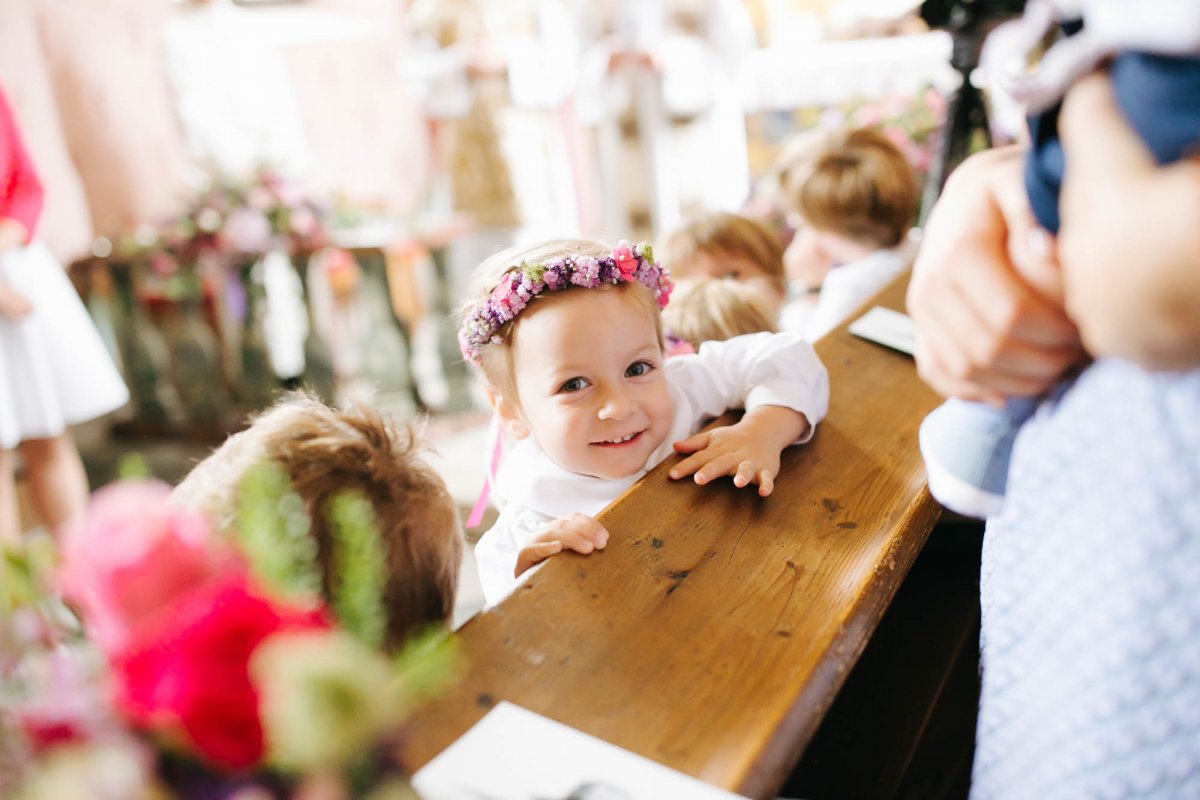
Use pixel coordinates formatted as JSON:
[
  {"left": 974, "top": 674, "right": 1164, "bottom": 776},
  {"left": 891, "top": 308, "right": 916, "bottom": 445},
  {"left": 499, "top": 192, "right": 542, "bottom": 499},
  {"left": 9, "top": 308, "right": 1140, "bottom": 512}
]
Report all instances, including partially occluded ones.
[
  {"left": 786, "top": 127, "right": 918, "bottom": 248},
  {"left": 662, "top": 277, "right": 778, "bottom": 349},
  {"left": 171, "top": 393, "right": 463, "bottom": 650},
  {"left": 659, "top": 212, "right": 786, "bottom": 294},
  {"left": 461, "top": 239, "right": 664, "bottom": 402}
]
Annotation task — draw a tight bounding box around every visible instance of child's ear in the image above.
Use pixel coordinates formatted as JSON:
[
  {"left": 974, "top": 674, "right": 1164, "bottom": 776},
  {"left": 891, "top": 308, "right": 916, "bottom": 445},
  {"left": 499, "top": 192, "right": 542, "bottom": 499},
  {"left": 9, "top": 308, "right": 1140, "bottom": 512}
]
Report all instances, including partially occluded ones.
[{"left": 486, "top": 385, "right": 530, "bottom": 440}]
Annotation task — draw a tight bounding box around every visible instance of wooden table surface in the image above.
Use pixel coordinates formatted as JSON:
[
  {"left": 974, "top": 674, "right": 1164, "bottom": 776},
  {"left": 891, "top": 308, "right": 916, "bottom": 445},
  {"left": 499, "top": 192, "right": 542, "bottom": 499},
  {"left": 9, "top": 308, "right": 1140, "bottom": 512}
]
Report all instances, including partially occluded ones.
[{"left": 402, "top": 274, "right": 944, "bottom": 799}]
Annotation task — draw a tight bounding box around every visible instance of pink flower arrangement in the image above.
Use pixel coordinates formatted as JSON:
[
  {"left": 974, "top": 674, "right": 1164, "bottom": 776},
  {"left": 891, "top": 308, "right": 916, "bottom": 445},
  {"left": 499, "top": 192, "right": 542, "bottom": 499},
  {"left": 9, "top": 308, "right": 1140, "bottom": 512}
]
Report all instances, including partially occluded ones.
[
  {"left": 58, "top": 482, "right": 242, "bottom": 656},
  {"left": 4, "top": 478, "right": 459, "bottom": 799}
]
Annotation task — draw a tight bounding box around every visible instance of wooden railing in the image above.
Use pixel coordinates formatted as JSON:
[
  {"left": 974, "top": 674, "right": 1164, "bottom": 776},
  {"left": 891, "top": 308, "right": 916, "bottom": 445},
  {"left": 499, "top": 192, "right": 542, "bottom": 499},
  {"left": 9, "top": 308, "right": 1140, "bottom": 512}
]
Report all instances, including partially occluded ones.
[{"left": 401, "top": 273, "right": 943, "bottom": 799}]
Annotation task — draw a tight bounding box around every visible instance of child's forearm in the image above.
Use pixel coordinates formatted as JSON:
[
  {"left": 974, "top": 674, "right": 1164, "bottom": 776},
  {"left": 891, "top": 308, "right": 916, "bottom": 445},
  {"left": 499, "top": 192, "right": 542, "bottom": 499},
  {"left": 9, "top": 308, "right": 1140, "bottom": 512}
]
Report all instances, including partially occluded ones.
[{"left": 740, "top": 404, "right": 811, "bottom": 450}]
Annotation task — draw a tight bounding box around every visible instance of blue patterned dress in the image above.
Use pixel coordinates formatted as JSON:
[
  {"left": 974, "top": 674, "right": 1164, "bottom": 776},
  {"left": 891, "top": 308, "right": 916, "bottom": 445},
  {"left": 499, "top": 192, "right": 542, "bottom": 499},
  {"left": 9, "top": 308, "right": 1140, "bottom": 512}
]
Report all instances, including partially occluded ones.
[{"left": 971, "top": 359, "right": 1200, "bottom": 798}]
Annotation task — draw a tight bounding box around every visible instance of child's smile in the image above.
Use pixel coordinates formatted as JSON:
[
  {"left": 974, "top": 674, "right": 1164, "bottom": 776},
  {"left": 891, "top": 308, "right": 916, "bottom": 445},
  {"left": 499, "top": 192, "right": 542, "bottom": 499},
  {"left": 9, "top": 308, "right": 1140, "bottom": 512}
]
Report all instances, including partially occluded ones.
[{"left": 504, "top": 287, "right": 673, "bottom": 480}]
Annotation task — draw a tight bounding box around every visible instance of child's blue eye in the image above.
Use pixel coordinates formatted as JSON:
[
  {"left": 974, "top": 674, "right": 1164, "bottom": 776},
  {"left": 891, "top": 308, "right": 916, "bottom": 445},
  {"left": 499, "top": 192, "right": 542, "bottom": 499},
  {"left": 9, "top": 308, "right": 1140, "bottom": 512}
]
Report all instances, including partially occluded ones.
[
  {"left": 559, "top": 377, "right": 588, "bottom": 393},
  {"left": 625, "top": 360, "right": 654, "bottom": 378}
]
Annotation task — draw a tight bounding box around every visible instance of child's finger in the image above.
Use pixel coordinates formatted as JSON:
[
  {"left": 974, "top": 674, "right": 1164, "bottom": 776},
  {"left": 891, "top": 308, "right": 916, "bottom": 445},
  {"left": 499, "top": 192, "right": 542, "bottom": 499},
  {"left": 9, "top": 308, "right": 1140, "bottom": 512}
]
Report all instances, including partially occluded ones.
[
  {"left": 733, "top": 460, "right": 758, "bottom": 488},
  {"left": 515, "top": 540, "right": 563, "bottom": 576},
  {"left": 669, "top": 450, "right": 711, "bottom": 480},
  {"left": 757, "top": 469, "right": 775, "bottom": 497},
  {"left": 693, "top": 453, "right": 744, "bottom": 485},
  {"left": 672, "top": 431, "right": 711, "bottom": 454},
  {"left": 558, "top": 514, "right": 609, "bottom": 551}
]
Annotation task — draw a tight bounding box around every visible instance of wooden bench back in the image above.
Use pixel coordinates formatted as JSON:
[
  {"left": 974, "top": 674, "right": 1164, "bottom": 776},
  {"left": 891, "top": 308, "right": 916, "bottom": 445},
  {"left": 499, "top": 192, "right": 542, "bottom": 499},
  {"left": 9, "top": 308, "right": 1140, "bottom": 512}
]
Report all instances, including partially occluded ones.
[{"left": 402, "top": 273, "right": 942, "bottom": 799}]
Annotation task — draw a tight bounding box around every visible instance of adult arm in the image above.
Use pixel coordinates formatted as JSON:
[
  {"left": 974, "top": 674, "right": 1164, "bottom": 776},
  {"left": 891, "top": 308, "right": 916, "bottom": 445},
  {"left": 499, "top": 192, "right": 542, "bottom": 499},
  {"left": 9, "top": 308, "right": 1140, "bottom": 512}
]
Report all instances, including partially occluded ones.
[
  {"left": 1057, "top": 72, "right": 1200, "bottom": 370},
  {"left": 906, "top": 146, "right": 1084, "bottom": 404}
]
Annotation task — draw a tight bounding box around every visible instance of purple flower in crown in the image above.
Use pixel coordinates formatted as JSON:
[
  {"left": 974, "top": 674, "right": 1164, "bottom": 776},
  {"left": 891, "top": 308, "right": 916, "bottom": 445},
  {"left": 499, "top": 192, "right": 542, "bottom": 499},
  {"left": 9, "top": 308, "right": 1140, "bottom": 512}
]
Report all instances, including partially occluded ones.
[
  {"left": 543, "top": 264, "right": 567, "bottom": 291},
  {"left": 571, "top": 257, "right": 600, "bottom": 287},
  {"left": 613, "top": 242, "right": 638, "bottom": 281}
]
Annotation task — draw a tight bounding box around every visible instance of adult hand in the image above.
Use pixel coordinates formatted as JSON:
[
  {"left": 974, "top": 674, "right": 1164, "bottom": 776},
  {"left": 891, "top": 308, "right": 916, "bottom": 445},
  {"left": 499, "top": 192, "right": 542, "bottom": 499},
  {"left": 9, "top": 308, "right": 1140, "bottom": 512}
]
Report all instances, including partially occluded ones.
[
  {"left": 514, "top": 513, "right": 609, "bottom": 577},
  {"left": 907, "top": 146, "right": 1084, "bottom": 405},
  {"left": 1058, "top": 72, "right": 1200, "bottom": 371}
]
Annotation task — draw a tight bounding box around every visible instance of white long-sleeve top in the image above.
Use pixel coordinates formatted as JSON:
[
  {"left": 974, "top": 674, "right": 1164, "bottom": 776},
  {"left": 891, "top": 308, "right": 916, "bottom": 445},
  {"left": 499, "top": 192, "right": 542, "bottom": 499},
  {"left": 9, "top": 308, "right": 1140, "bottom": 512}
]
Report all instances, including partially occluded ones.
[
  {"left": 780, "top": 248, "right": 907, "bottom": 344},
  {"left": 474, "top": 330, "right": 829, "bottom": 606}
]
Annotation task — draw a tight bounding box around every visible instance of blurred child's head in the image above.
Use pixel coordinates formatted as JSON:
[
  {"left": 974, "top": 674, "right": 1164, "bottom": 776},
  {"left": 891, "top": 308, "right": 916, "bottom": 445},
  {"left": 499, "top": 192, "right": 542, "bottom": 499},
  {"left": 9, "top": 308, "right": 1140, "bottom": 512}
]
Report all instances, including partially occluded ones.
[
  {"left": 171, "top": 393, "right": 463, "bottom": 649},
  {"left": 459, "top": 239, "right": 675, "bottom": 480},
  {"left": 662, "top": 277, "right": 778, "bottom": 351},
  {"left": 659, "top": 211, "right": 786, "bottom": 301},
  {"left": 786, "top": 127, "right": 918, "bottom": 249}
]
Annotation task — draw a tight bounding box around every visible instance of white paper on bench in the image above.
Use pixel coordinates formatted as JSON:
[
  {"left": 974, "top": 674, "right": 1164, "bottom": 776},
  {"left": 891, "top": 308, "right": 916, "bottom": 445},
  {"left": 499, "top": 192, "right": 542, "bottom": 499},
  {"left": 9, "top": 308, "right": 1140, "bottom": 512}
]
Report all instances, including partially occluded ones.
[
  {"left": 848, "top": 305, "right": 916, "bottom": 356},
  {"left": 412, "top": 701, "right": 746, "bottom": 800}
]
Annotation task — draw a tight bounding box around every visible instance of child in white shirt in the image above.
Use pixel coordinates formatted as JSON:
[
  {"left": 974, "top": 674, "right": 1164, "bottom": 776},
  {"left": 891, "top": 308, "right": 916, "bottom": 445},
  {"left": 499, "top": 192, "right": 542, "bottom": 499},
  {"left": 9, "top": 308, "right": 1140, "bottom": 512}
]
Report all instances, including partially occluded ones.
[{"left": 459, "top": 239, "right": 829, "bottom": 606}]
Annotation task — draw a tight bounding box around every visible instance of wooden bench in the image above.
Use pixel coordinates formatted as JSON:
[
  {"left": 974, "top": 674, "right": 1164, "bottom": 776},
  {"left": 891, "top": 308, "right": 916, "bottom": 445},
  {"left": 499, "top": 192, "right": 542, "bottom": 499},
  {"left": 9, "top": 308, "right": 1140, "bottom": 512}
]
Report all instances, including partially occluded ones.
[{"left": 401, "top": 273, "right": 945, "bottom": 798}]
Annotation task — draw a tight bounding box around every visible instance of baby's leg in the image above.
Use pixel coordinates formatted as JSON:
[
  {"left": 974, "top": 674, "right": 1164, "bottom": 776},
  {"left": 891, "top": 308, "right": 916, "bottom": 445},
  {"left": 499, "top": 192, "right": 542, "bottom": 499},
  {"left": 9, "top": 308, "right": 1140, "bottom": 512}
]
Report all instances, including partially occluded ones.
[{"left": 19, "top": 434, "right": 89, "bottom": 532}]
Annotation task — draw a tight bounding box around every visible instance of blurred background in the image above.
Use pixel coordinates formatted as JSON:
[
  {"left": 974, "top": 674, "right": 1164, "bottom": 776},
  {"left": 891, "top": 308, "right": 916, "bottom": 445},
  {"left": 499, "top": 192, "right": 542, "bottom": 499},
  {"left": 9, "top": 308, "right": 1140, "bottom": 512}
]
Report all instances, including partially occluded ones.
[{"left": 3, "top": 0, "right": 1025, "bottom": 616}]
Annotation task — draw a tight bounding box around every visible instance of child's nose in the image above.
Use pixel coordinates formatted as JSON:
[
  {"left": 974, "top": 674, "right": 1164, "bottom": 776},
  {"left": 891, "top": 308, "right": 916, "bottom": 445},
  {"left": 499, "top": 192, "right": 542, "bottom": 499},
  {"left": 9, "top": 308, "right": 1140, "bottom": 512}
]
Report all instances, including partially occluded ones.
[{"left": 597, "top": 388, "right": 635, "bottom": 421}]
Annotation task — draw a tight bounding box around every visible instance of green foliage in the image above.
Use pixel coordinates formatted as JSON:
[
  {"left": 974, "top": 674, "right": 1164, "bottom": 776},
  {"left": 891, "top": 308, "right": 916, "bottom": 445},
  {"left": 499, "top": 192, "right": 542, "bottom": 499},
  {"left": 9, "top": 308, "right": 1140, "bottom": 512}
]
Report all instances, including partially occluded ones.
[
  {"left": 325, "top": 490, "right": 387, "bottom": 649},
  {"left": 390, "top": 626, "right": 462, "bottom": 708},
  {"left": 233, "top": 461, "right": 323, "bottom": 602},
  {"left": 116, "top": 452, "right": 152, "bottom": 480}
]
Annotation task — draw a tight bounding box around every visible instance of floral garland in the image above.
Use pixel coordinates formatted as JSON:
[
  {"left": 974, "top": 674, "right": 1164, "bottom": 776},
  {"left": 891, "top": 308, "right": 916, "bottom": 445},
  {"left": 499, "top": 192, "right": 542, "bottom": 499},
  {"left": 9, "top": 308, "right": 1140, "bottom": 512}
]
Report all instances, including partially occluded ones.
[
  {"left": 0, "top": 475, "right": 457, "bottom": 798},
  {"left": 457, "top": 241, "right": 673, "bottom": 365}
]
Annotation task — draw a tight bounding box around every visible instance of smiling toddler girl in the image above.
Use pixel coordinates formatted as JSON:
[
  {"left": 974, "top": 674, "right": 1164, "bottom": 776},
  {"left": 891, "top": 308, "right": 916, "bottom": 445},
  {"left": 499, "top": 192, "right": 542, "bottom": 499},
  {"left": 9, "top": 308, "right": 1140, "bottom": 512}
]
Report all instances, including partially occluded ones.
[{"left": 459, "top": 239, "right": 828, "bottom": 605}]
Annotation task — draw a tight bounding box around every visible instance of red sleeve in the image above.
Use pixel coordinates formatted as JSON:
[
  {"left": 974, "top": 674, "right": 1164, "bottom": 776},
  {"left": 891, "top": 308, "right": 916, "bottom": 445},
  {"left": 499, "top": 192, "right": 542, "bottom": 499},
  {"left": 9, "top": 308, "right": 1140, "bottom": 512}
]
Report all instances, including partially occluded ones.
[{"left": 0, "top": 88, "right": 44, "bottom": 241}]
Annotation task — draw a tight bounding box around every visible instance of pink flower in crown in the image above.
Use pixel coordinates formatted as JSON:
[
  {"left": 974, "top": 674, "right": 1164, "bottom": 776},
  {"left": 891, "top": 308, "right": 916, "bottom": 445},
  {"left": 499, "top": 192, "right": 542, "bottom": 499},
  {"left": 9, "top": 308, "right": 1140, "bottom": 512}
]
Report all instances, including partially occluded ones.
[
  {"left": 613, "top": 242, "right": 638, "bottom": 281},
  {"left": 490, "top": 275, "right": 519, "bottom": 317},
  {"left": 657, "top": 276, "right": 674, "bottom": 309}
]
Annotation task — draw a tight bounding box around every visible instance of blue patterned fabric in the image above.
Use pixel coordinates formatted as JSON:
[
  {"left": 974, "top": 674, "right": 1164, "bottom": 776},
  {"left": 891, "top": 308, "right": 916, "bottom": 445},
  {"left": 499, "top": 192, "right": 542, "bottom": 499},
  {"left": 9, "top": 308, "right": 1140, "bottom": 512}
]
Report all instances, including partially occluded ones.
[{"left": 971, "top": 359, "right": 1200, "bottom": 798}]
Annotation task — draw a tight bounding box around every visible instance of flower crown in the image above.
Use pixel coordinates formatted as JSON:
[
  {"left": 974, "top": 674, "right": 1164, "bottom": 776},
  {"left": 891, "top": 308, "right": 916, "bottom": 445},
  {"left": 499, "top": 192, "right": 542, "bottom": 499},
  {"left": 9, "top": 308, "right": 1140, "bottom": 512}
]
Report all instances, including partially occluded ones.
[{"left": 458, "top": 241, "right": 673, "bottom": 365}]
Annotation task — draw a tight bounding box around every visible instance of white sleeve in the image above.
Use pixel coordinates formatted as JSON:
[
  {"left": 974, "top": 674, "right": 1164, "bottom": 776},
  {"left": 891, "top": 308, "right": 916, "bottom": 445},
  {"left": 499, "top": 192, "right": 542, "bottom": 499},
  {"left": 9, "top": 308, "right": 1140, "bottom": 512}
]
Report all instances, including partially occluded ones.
[
  {"left": 668, "top": 330, "right": 830, "bottom": 442},
  {"left": 473, "top": 503, "right": 557, "bottom": 608}
]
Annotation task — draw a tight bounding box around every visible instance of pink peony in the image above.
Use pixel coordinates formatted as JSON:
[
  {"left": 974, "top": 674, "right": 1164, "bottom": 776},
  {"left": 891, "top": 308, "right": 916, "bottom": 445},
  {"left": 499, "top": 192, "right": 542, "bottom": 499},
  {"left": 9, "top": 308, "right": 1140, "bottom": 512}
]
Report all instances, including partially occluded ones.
[
  {"left": 58, "top": 481, "right": 243, "bottom": 658},
  {"left": 111, "top": 573, "right": 329, "bottom": 771}
]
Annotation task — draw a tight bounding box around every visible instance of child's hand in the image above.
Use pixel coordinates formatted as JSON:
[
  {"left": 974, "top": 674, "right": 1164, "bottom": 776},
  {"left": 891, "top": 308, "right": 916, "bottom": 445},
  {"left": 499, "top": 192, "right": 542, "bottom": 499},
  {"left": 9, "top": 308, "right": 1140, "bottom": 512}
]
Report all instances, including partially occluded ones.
[
  {"left": 669, "top": 406, "right": 810, "bottom": 497},
  {"left": 514, "top": 513, "right": 609, "bottom": 577}
]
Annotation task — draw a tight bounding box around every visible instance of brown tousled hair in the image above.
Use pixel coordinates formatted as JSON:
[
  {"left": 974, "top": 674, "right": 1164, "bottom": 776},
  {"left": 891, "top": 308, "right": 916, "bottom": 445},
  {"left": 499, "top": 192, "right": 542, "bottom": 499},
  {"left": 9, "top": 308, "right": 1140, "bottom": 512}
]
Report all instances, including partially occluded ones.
[
  {"left": 171, "top": 393, "right": 463, "bottom": 650},
  {"left": 787, "top": 127, "right": 918, "bottom": 248},
  {"left": 659, "top": 211, "right": 786, "bottom": 294}
]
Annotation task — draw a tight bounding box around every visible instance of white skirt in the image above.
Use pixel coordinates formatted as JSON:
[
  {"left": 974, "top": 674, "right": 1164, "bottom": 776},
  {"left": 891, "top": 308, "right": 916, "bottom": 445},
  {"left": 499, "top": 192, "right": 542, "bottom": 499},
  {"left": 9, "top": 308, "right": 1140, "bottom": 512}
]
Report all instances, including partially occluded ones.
[{"left": 0, "top": 242, "right": 129, "bottom": 449}]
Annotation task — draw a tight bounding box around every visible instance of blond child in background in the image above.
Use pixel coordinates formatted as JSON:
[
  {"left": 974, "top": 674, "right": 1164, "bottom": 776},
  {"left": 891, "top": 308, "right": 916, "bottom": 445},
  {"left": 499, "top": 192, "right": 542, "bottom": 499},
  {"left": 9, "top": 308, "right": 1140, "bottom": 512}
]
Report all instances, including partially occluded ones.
[
  {"left": 781, "top": 127, "right": 918, "bottom": 341},
  {"left": 661, "top": 276, "right": 777, "bottom": 355},
  {"left": 460, "top": 239, "right": 828, "bottom": 606},
  {"left": 171, "top": 392, "right": 464, "bottom": 649},
  {"left": 658, "top": 211, "right": 787, "bottom": 318}
]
